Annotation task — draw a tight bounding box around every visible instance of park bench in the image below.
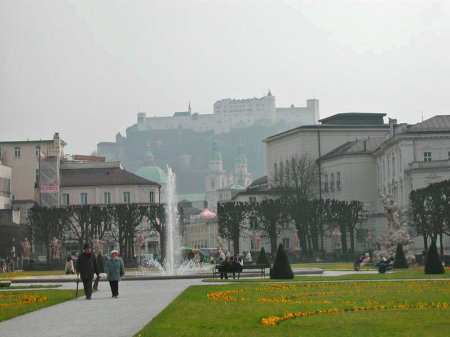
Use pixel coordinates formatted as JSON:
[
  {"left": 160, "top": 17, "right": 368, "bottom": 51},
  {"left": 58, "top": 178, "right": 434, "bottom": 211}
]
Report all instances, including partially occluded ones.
[{"left": 213, "top": 264, "right": 266, "bottom": 279}]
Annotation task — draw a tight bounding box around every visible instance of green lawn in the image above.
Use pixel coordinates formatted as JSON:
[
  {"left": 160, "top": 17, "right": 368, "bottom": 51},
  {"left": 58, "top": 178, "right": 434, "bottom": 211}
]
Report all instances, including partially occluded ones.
[
  {"left": 291, "top": 262, "right": 354, "bottom": 270},
  {"left": 136, "top": 280, "right": 450, "bottom": 337},
  {"left": 204, "top": 268, "right": 448, "bottom": 283},
  {"left": 0, "top": 289, "right": 82, "bottom": 322},
  {"left": 0, "top": 270, "right": 66, "bottom": 279}
]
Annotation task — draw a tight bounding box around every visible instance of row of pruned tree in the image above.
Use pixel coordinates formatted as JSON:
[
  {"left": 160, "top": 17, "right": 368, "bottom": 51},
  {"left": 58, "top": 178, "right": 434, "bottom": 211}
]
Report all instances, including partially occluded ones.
[
  {"left": 218, "top": 154, "right": 367, "bottom": 259},
  {"left": 409, "top": 179, "right": 450, "bottom": 255},
  {"left": 217, "top": 197, "right": 366, "bottom": 259},
  {"left": 28, "top": 203, "right": 181, "bottom": 264}
]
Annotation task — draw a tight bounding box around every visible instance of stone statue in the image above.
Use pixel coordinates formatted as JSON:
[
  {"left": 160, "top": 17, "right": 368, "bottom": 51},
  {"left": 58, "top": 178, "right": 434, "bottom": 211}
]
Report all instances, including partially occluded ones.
[
  {"left": 252, "top": 231, "right": 261, "bottom": 251},
  {"left": 332, "top": 227, "right": 342, "bottom": 250},
  {"left": 92, "top": 236, "right": 103, "bottom": 256},
  {"left": 372, "top": 194, "right": 415, "bottom": 265},
  {"left": 52, "top": 237, "right": 62, "bottom": 259},
  {"left": 20, "top": 238, "right": 31, "bottom": 260},
  {"left": 135, "top": 235, "right": 144, "bottom": 257},
  {"left": 215, "top": 234, "right": 227, "bottom": 253}
]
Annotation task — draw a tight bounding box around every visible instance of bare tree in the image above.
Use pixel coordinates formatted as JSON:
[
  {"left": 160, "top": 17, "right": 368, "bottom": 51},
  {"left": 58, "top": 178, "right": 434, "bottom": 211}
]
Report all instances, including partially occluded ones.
[
  {"left": 217, "top": 201, "right": 251, "bottom": 256},
  {"left": 250, "top": 198, "right": 289, "bottom": 260}
]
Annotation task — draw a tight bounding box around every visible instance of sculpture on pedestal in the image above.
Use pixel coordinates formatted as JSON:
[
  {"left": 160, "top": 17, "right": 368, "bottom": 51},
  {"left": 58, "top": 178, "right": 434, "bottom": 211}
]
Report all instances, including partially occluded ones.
[
  {"left": 252, "top": 231, "right": 261, "bottom": 251},
  {"left": 20, "top": 238, "right": 31, "bottom": 260},
  {"left": 372, "top": 194, "right": 415, "bottom": 265},
  {"left": 52, "top": 237, "right": 62, "bottom": 259},
  {"left": 92, "top": 236, "right": 103, "bottom": 256}
]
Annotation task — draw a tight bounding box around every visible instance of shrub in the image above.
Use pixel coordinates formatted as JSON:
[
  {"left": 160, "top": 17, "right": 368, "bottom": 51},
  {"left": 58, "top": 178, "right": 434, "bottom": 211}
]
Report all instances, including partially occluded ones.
[
  {"left": 256, "top": 247, "right": 271, "bottom": 268},
  {"left": 425, "top": 240, "right": 445, "bottom": 274},
  {"left": 393, "top": 243, "right": 408, "bottom": 268},
  {"left": 97, "top": 253, "right": 105, "bottom": 273},
  {"left": 0, "top": 280, "right": 11, "bottom": 288},
  {"left": 270, "top": 244, "right": 294, "bottom": 279}
]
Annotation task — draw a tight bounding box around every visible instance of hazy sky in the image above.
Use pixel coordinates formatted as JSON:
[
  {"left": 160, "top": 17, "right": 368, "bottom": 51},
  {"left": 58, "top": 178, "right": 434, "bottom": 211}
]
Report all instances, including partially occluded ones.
[{"left": 1, "top": 0, "right": 449, "bottom": 155}]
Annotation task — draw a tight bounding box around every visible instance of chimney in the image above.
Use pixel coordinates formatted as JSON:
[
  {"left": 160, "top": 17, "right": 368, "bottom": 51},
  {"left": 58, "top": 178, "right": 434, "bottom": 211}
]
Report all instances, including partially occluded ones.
[{"left": 388, "top": 118, "right": 397, "bottom": 137}]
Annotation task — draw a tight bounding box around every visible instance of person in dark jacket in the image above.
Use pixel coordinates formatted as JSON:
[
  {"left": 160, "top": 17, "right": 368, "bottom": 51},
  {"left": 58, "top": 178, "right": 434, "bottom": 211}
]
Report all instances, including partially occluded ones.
[
  {"left": 75, "top": 243, "right": 99, "bottom": 300},
  {"left": 105, "top": 250, "right": 125, "bottom": 298}
]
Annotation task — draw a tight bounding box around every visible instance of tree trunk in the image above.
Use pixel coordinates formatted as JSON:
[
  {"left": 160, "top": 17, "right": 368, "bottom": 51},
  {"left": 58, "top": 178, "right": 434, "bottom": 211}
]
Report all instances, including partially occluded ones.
[
  {"left": 440, "top": 233, "right": 444, "bottom": 256},
  {"left": 299, "top": 230, "right": 307, "bottom": 256},
  {"left": 349, "top": 228, "right": 355, "bottom": 253},
  {"left": 423, "top": 235, "right": 428, "bottom": 250},
  {"left": 270, "top": 233, "right": 278, "bottom": 261},
  {"left": 233, "top": 232, "right": 240, "bottom": 256},
  {"left": 340, "top": 225, "right": 348, "bottom": 255}
]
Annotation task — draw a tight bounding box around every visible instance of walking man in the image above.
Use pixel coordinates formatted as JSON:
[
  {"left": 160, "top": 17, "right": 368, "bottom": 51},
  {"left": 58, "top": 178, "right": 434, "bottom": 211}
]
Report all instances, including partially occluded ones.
[
  {"left": 105, "top": 250, "right": 125, "bottom": 298},
  {"left": 75, "top": 243, "right": 99, "bottom": 300}
]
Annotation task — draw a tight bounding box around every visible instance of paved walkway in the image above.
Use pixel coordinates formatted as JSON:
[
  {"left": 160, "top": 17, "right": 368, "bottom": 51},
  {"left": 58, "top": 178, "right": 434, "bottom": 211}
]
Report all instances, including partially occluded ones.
[{"left": 0, "top": 279, "right": 207, "bottom": 337}]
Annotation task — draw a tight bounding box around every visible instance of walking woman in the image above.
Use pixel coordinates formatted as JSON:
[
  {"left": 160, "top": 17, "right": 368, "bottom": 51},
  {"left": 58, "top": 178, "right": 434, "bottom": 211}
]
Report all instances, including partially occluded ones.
[{"left": 105, "top": 250, "right": 125, "bottom": 298}]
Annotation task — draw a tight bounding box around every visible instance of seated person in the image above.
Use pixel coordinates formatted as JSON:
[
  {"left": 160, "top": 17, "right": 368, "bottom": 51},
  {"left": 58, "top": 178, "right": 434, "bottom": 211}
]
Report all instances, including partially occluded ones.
[
  {"left": 359, "top": 253, "right": 371, "bottom": 268},
  {"left": 354, "top": 255, "right": 365, "bottom": 271}
]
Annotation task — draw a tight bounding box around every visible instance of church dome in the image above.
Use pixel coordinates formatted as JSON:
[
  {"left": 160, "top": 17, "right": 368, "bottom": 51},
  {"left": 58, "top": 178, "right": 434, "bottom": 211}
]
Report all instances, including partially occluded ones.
[
  {"left": 199, "top": 208, "right": 216, "bottom": 219},
  {"left": 135, "top": 166, "right": 167, "bottom": 185},
  {"left": 235, "top": 153, "right": 247, "bottom": 164}
]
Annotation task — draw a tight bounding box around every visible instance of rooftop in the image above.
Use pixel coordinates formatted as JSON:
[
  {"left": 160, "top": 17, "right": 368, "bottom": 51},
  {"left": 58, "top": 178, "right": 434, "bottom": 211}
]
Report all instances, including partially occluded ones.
[
  {"left": 319, "top": 112, "right": 386, "bottom": 125},
  {"left": 60, "top": 167, "right": 160, "bottom": 188},
  {"left": 318, "top": 137, "right": 385, "bottom": 162},
  {"left": 408, "top": 115, "right": 450, "bottom": 133}
]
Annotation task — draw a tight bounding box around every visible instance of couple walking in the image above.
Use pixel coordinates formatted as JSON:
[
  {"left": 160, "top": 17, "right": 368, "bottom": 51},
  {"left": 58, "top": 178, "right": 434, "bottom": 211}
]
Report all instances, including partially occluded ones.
[{"left": 75, "top": 243, "right": 125, "bottom": 299}]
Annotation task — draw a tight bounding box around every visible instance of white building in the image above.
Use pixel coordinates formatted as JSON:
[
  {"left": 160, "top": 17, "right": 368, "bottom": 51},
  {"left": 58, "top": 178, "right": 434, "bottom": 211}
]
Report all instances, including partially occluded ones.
[
  {"left": 136, "top": 91, "right": 319, "bottom": 135},
  {"left": 0, "top": 162, "right": 12, "bottom": 209},
  {"left": 264, "top": 113, "right": 390, "bottom": 191},
  {"left": 375, "top": 116, "right": 450, "bottom": 212},
  {"left": 0, "top": 133, "right": 66, "bottom": 202}
]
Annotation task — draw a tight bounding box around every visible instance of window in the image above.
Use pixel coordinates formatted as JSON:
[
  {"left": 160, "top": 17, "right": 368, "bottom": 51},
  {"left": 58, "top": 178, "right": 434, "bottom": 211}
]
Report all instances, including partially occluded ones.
[
  {"left": 448, "top": 152, "right": 450, "bottom": 160},
  {"left": 324, "top": 174, "right": 328, "bottom": 192},
  {"left": 123, "top": 192, "right": 131, "bottom": 203},
  {"left": 149, "top": 191, "right": 155, "bottom": 203},
  {"left": 210, "top": 180, "right": 215, "bottom": 189},
  {"left": 80, "top": 193, "right": 87, "bottom": 205},
  {"left": 424, "top": 152, "right": 432, "bottom": 162},
  {"left": 14, "top": 146, "right": 21, "bottom": 158},
  {"left": 282, "top": 238, "right": 290, "bottom": 249},
  {"left": 336, "top": 172, "right": 341, "bottom": 191},
  {"left": 330, "top": 173, "right": 335, "bottom": 192},
  {"left": 35, "top": 146, "right": 40, "bottom": 157},
  {"left": 35, "top": 169, "right": 39, "bottom": 183},
  {"left": 104, "top": 192, "right": 111, "bottom": 204},
  {"left": 62, "top": 194, "right": 70, "bottom": 205}
]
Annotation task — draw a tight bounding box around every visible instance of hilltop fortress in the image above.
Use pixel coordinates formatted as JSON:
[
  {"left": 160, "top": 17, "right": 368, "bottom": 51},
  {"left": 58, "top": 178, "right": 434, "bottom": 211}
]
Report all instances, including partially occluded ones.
[
  {"left": 98, "top": 91, "right": 319, "bottom": 196},
  {"left": 136, "top": 91, "right": 319, "bottom": 134}
]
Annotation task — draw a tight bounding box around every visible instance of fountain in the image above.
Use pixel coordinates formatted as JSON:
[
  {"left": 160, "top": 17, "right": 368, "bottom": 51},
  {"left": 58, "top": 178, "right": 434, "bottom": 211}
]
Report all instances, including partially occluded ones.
[{"left": 138, "top": 167, "right": 213, "bottom": 277}]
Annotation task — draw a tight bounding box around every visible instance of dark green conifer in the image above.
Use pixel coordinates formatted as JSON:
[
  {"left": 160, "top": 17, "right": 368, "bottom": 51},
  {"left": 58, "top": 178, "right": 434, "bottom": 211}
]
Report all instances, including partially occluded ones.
[
  {"left": 425, "top": 240, "right": 445, "bottom": 274},
  {"left": 393, "top": 243, "right": 408, "bottom": 269},
  {"left": 270, "top": 244, "right": 294, "bottom": 279},
  {"left": 257, "top": 246, "right": 271, "bottom": 268}
]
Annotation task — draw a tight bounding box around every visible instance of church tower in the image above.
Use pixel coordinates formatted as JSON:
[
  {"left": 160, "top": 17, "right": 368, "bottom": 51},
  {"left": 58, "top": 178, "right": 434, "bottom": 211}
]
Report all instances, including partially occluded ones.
[
  {"left": 205, "top": 140, "right": 228, "bottom": 212},
  {"left": 234, "top": 142, "right": 252, "bottom": 187}
]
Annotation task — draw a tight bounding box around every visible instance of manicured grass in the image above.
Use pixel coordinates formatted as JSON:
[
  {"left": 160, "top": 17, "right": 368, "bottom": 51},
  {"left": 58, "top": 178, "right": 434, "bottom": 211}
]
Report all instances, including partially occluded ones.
[
  {"left": 136, "top": 280, "right": 450, "bottom": 336},
  {"left": 0, "top": 270, "right": 66, "bottom": 279},
  {"left": 7, "top": 284, "right": 62, "bottom": 289},
  {"left": 291, "top": 262, "right": 354, "bottom": 270},
  {"left": 204, "top": 267, "right": 448, "bottom": 283},
  {"left": 0, "top": 289, "right": 82, "bottom": 322}
]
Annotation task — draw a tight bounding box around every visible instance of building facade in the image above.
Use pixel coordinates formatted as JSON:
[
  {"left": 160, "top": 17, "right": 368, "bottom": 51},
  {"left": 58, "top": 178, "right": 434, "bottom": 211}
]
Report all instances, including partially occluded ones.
[
  {"left": 0, "top": 163, "right": 12, "bottom": 209},
  {"left": 0, "top": 133, "right": 66, "bottom": 202}
]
